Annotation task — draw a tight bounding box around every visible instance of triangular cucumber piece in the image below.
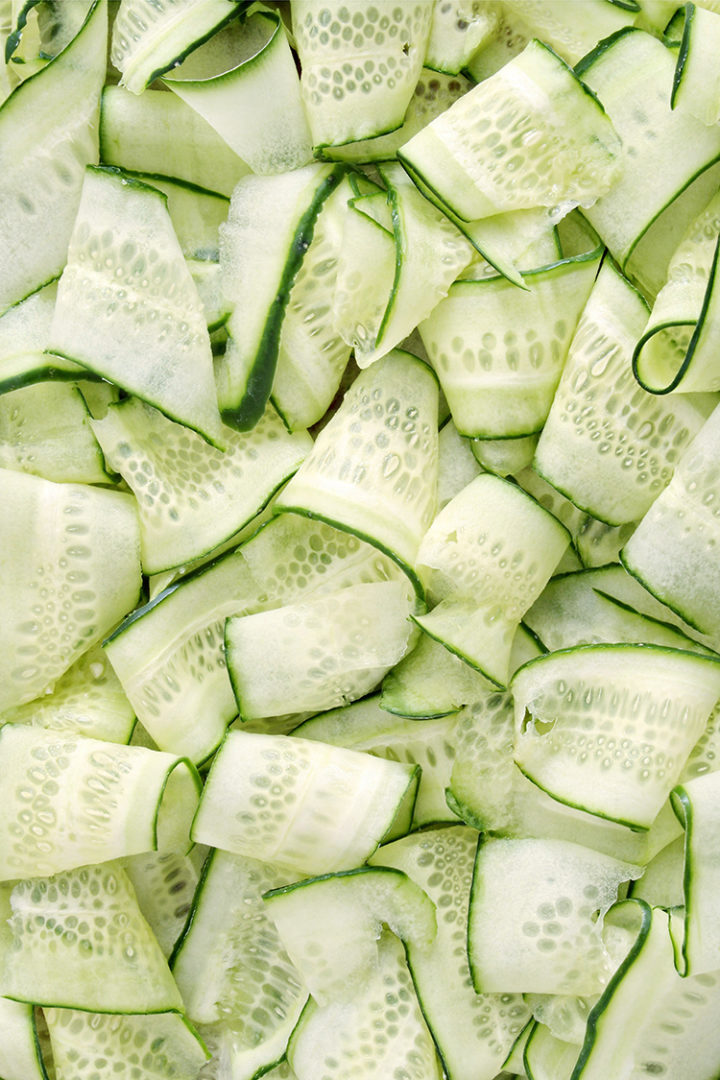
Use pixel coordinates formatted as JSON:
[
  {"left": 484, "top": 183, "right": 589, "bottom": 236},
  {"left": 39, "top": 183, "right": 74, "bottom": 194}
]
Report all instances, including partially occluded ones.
[
  {"left": 331, "top": 194, "right": 396, "bottom": 355},
  {"left": 263, "top": 866, "right": 436, "bottom": 1006},
  {"left": 49, "top": 166, "right": 224, "bottom": 446},
  {"left": 170, "top": 849, "right": 307, "bottom": 1074},
  {"left": 399, "top": 38, "right": 621, "bottom": 222},
  {"left": 320, "top": 68, "right": 471, "bottom": 164},
  {"left": 45, "top": 1008, "right": 208, "bottom": 1080},
  {"left": 0, "top": 0, "right": 106, "bottom": 314},
  {"left": 353, "top": 163, "right": 474, "bottom": 368},
  {"left": 0, "top": 381, "right": 109, "bottom": 484},
  {"left": 579, "top": 28, "right": 720, "bottom": 269},
  {"left": 0, "top": 726, "right": 200, "bottom": 880},
  {"left": 163, "top": 8, "right": 312, "bottom": 175},
  {"left": 371, "top": 827, "right": 532, "bottom": 1080},
  {"left": 535, "top": 260, "right": 712, "bottom": 525},
  {"left": 414, "top": 473, "right": 570, "bottom": 688},
  {"left": 191, "top": 730, "right": 419, "bottom": 876},
  {"left": 111, "top": 0, "right": 241, "bottom": 94},
  {"left": 425, "top": 0, "right": 500, "bottom": 74},
  {"left": 287, "top": 930, "right": 443, "bottom": 1080},
  {"left": 92, "top": 397, "right": 311, "bottom": 574},
  {"left": 100, "top": 85, "right": 250, "bottom": 198},
  {"left": 573, "top": 901, "right": 720, "bottom": 1080},
  {"left": 0, "top": 469, "right": 141, "bottom": 712},
  {"left": 0, "top": 283, "right": 85, "bottom": 394},
  {"left": 523, "top": 1024, "right": 580, "bottom": 1080},
  {"left": 381, "top": 630, "right": 491, "bottom": 717},
  {"left": 0, "top": 641, "right": 135, "bottom": 745},
  {"left": 124, "top": 850, "right": 201, "bottom": 959},
  {"left": 633, "top": 188, "right": 720, "bottom": 394},
  {"left": 294, "top": 694, "right": 460, "bottom": 827},
  {"left": 225, "top": 580, "right": 416, "bottom": 719},
  {"left": 271, "top": 175, "right": 353, "bottom": 431},
  {"left": 293, "top": 0, "right": 434, "bottom": 149},
  {"left": 5, "top": 863, "right": 184, "bottom": 1012},
  {"left": 418, "top": 250, "right": 602, "bottom": 438},
  {"left": 217, "top": 163, "right": 345, "bottom": 430},
  {"left": 670, "top": 770, "right": 720, "bottom": 976},
  {"left": 512, "top": 644, "right": 720, "bottom": 830},
  {"left": 621, "top": 402, "right": 720, "bottom": 642},
  {"left": 671, "top": 3, "right": 720, "bottom": 125},
  {"left": 467, "top": 837, "right": 640, "bottom": 996},
  {"left": 275, "top": 349, "right": 439, "bottom": 596}
]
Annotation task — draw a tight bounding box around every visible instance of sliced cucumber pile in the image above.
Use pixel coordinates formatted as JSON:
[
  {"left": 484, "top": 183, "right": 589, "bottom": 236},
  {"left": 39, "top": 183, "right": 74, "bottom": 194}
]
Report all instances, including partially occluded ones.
[{"left": 4, "top": 3, "right": 720, "bottom": 1078}]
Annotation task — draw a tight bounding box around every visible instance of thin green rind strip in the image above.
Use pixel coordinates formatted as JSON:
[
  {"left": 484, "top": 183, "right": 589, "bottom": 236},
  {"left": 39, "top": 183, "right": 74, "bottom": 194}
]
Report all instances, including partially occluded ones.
[
  {"left": 670, "top": 3, "right": 694, "bottom": 109},
  {"left": 632, "top": 234, "right": 720, "bottom": 395},
  {"left": 5, "top": 0, "right": 41, "bottom": 63},
  {"left": 221, "top": 164, "right": 346, "bottom": 431},
  {"left": 574, "top": 25, "right": 639, "bottom": 78},
  {"left": 669, "top": 784, "right": 692, "bottom": 976}
]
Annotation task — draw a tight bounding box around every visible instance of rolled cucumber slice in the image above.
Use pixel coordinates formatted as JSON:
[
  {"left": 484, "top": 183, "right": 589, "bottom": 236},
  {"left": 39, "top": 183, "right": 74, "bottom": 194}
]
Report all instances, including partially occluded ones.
[
  {"left": 0, "top": 0, "right": 106, "bottom": 314},
  {"left": 91, "top": 397, "right": 311, "bottom": 574},
  {"left": 512, "top": 643, "right": 720, "bottom": 829},
  {"left": 0, "top": 469, "right": 141, "bottom": 712},
  {"left": 48, "top": 166, "right": 225, "bottom": 447},
  {"left": 670, "top": 769, "right": 720, "bottom": 976},
  {"left": 671, "top": 3, "right": 720, "bottom": 125},
  {"left": 468, "top": 836, "right": 639, "bottom": 996},
  {"left": 292, "top": 0, "right": 434, "bottom": 149},
  {"left": 5, "top": 862, "right": 184, "bottom": 1013},
  {"left": 191, "top": 730, "right": 419, "bottom": 876},
  {"left": 399, "top": 38, "right": 621, "bottom": 222},
  {"left": 163, "top": 7, "right": 312, "bottom": 175},
  {"left": 111, "top": 0, "right": 242, "bottom": 95},
  {"left": 275, "top": 349, "right": 439, "bottom": 596}
]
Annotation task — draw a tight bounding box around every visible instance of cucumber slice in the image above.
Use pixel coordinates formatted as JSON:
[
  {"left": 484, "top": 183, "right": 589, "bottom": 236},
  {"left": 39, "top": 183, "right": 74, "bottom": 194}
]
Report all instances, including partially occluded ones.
[
  {"left": 217, "top": 162, "right": 345, "bottom": 430},
  {"left": 524, "top": 1024, "right": 580, "bottom": 1080},
  {"left": 163, "top": 8, "right": 312, "bottom": 175},
  {"left": 534, "top": 260, "right": 712, "bottom": 525},
  {"left": 45, "top": 1008, "right": 208, "bottom": 1080},
  {"left": 0, "top": 999, "right": 47, "bottom": 1080},
  {"left": 468, "top": 836, "right": 639, "bottom": 995},
  {"left": 170, "top": 849, "right": 307, "bottom": 1076},
  {"left": 628, "top": 834, "right": 684, "bottom": 908},
  {"left": 191, "top": 730, "right": 419, "bottom": 876},
  {"left": 0, "top": 283, "right": 85, "bottom": 395},
  {"left": 225, "top": 579, "right": 416, "bottom": 719},
  {"left": 500, "top": 0, "right": 636, "bottom": 65},
  {"left": 0, "top": 725, "right": 200, "bottom": 880},
  {"left": 287, "top": 930, "right": 443, "bottom": 1080},
  {"left": 0, "top": 641, "right": 135, "bottom": 744},
  {"left": 48, "top": 166, "right": 225, "bottom": 448},
  {"left": 100, "top": 85, "right": 250, "bottom": 197},
  {"left": 671, "top": 3, "right": 720, "bottom": 125},
  {"left": 0, "top": 0, "right": 106, "bottom": 314},
  {"left": 263, "top": 865, "right": 436, "bottom": 1006},
  {"left": 425, "top": 0, "right": 500, "bottom": 74},
  {"left": 111, "top": 0, "right": 242, "bottom": 94},
  {"left": 418, "top": 250, "right": 602, "bottom": 438},
  {"left": 399, "top": 38, "right": 621, "bottom": 222},
  {"left": 91, "top": 397, "right": 311, "bottom": 574},
  {"left": 371, "top": 826, "right": 533, "bottom": 1080},
  {"left": 512, "top": 643, "right": 720, "bottom": 829},
  {"left": 0, "top": 469, "right": 141, "bottom": 712},
  {"left": 118, "top": 172, "right": 229, "bottom": 261},
  {"left": 124, "top": 850, "right": 200, "bottom": 959},
  {"left": 670, "top": 770, "right": 720, "bottom": 975},
  {"left": 293, "top": 0, "right": 434, "bottom": 149},
  {"left": 275, "top": 349, "right": 439, "bottom": 596},
  {"left": 6, "top": 863, "right": 184, "bottom": 1013},
  {"left": 471, "top": 433, "right": 539, "bottom": 477}
]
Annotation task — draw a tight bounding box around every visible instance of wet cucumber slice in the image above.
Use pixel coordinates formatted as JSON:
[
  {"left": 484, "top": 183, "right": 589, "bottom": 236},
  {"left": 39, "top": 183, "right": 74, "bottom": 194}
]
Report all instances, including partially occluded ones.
[
  {"left": 263, "top": 866, "right": 436, "bottom": 1006},
  {"left": 292, "top": 0, "right": 434, "bottom": 149},
  {"left": 399, "top": 38, "right": 621, "bottom": 222},
  {"left": 371, "top": 826, "right": 532, "bottom": 1080},
  {"left": 111, "top": 0, "right": 241, "bottom": 94},
  {"left": 191, "top": 730, "right": 419, "bottom": 876},
  {"left": 45, "top": 1008, "right": 208, "bottom": 1080},
  {"left": 170, "top": 849, "right": 307, "bottom": 1077},
  {"left": 0, "top": 0, "right": 106, "bottom": 316},
  {"left": 0, "top": 469, "right": 141, "bottom": 712},
  {"left": 48, "top": 166, "right": 225, "bottom": 447},
  {"left": 287, "top": 930, "right": 443, "bottom": 1080},
  {"left": 512, "top": 643, "right": 720, "bottom": 829},
  {"left": 534, "top": 260, "right": 712, "bottom": 525},
  {"left": 6, "top": 863, "right": 184, "bottom": 1013}
]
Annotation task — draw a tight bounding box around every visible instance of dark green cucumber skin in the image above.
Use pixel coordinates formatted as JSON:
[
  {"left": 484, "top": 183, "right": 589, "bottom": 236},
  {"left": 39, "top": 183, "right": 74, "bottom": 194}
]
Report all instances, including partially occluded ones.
[{"left": 220, "top": 165, "right": 347, "bottom": 432}]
